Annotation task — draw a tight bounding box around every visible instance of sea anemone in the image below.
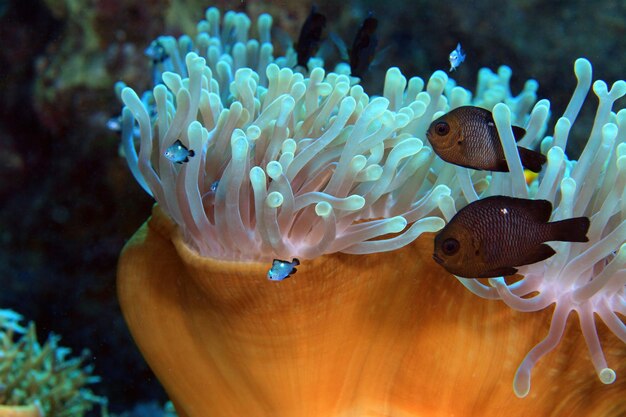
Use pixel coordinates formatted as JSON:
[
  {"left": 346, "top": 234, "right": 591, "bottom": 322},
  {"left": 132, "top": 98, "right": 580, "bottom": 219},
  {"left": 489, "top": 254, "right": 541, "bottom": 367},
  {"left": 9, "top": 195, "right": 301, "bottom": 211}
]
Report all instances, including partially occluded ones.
[
  {"left": 444, "top": 58, "right": 626, "bottom": 398},
  {"left": 116, "top": 7, "right": 625, "bottom": 416}
]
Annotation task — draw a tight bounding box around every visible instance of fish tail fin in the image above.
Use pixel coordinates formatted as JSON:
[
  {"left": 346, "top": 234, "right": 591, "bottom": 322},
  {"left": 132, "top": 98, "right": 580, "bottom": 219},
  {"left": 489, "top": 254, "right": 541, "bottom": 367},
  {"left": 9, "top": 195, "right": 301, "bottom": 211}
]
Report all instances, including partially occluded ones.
[
  {"left": 549, "top": 217, "right": 590, "bottom": 242},
  {"left": 517, "top": 146, "right": 547, "bottom": 173}
]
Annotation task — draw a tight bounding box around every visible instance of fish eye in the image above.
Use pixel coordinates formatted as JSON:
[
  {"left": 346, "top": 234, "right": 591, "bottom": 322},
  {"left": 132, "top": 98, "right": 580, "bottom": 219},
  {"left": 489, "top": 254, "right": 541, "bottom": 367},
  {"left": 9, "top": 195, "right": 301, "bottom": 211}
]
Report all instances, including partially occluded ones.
[
  {"left": 435, "top": 122, "right": 450, "bottom": 136},
  {"left": 441, "top": 238, "right": 460, "bottom": 255}
]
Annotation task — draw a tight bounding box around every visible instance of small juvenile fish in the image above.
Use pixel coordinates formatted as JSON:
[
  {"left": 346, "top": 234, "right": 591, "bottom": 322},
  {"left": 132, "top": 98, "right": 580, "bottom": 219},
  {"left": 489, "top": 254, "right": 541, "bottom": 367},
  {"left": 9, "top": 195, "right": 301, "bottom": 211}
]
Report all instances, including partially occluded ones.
[
  {"left": 295, "top": 6, "right": 327, "bottom": 68},
  {"left": 426, "top": 105, "right": 547, "bottom": 172},
  {"left": 448, "top": 43, "right": 465, "bottom": 72},
  {"left": 267, "top": 258, "right": 300, "bottom": 281},
  {"left": 349, "top": 13, "right": 379, "bottom": 78},
  {"left": 432, "top": 196, "right": 590, "bottom": 278},
  {"left": 144, "top": 40, "right": 169, "bottom": 64},
  {"left": 164, "top": 139, "right": 195, "bottom": 164},
  {"left": 145, "top": 40, "right": 171, "bottom": 85}
]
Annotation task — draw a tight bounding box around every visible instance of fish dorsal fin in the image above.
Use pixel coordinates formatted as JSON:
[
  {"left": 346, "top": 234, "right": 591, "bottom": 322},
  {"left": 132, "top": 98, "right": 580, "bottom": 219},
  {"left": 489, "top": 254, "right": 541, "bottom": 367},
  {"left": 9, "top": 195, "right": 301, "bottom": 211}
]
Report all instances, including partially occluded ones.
[
  {"left": 521, "top": 198, "right": 553, "bottom": 223},
  {"left": 481, "top": 195, "right": 552, "bottom": 223},
  {"left": 518, "top": 243, "right": 556, "bottom": 266},
  {"left": 512, "top": 126, "right": 526, "bottom": 142}
]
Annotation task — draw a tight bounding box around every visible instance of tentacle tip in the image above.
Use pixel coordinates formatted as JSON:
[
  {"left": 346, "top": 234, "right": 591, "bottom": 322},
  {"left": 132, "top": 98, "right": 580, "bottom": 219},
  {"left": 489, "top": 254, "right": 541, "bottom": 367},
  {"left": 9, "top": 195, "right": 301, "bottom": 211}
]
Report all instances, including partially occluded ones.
[
  {"left": 599, "top": 368, "right": 616, "bottom": 384},
  {"left": 513, "top": 372, "right": 531, "bottom": 398},
  {"left": 574, "top": 57, "right": 592, "bottom": 75}
]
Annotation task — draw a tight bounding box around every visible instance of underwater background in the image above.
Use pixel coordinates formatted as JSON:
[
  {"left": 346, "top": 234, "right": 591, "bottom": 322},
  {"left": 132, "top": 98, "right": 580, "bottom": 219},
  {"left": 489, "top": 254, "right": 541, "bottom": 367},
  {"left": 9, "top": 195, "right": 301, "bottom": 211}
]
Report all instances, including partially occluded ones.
[{"left": 1, "top": 0, "right": 625, "bottom": 415}]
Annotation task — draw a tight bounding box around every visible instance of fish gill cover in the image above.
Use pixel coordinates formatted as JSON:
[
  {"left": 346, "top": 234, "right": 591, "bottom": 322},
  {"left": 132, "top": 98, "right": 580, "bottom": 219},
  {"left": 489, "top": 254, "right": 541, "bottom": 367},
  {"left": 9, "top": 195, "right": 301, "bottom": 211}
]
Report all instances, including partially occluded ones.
[{"left": 116, "top": 7, "right": 625, "bottom": 399}]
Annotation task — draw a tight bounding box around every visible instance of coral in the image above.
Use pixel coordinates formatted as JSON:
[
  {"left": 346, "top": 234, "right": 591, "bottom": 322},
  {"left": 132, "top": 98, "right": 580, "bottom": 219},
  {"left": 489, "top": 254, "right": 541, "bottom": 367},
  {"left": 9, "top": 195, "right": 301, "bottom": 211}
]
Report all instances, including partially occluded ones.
[
  {"left": 0, "top": 309, "right": 106, "bottom": 417},
  {"left": 116, "top": 6, "right": 625, "bottom": 416}
]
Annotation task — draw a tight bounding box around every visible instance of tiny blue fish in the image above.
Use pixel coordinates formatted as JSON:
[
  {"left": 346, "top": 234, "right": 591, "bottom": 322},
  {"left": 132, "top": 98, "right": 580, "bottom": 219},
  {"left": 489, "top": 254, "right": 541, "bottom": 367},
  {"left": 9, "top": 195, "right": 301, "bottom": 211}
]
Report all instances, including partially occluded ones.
[
  {"left": 144, "top": 40, "right": 169, "bottom": 64},
  {"left": 449, "top": 43, "right": 466, "bottom": 72},
  {"left": 107, "top": 115, "right": 140, "bottom": 137},
  {"left": 164, "top": 139, "right": 195, "bottom": 164},
  {"left": 267, "top": 258, "right": 300, "bottom": 281},
  {"left": 145, "top": 40, "right": 172, "bottom": 85}
]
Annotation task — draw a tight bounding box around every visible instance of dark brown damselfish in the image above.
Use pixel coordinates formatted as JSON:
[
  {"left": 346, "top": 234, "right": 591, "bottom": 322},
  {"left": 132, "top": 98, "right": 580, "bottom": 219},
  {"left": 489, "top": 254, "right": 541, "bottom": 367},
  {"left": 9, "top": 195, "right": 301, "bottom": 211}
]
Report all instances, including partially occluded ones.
[
  {"left": 433, "top": 196, "right": 590, "bottom": 278},
  {"left": 426, "top": 106, "right": 546, "bottom": 172}
]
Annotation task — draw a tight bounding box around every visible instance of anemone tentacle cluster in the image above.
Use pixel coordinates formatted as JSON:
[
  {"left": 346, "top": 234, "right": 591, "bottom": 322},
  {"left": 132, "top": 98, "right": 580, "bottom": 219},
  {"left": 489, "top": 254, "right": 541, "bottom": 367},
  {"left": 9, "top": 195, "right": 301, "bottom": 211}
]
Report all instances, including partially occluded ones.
[
  {"left": 120, "top": 7, "right": 461, "bottom": 261},
  {"left": 439, "top": 58, "right": 626, "bottom": 397},
  {"left": 118, "top": 6, "right": 625, "bottom": 399},
  {"left": 119, "top": 8, "right": 541, "bottom": 262}
]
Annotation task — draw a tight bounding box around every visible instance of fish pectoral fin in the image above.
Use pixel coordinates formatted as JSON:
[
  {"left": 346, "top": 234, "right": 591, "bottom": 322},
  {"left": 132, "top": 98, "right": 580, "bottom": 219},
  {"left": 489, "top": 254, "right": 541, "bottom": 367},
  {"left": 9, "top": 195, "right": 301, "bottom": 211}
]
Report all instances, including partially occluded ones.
[
  {"left": 476, "top": 266, "right": 519, "bottom": 278},
  {"left": 519, "top": 243, "right": 556, "bottom": 266}
]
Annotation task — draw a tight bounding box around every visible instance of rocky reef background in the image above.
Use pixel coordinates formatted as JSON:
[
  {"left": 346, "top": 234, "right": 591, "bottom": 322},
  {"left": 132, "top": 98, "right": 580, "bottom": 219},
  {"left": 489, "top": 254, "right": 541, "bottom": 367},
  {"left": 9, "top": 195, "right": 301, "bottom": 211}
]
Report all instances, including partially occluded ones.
[{"left": 1, "top": 0, "right": 624, "bottom": 415}]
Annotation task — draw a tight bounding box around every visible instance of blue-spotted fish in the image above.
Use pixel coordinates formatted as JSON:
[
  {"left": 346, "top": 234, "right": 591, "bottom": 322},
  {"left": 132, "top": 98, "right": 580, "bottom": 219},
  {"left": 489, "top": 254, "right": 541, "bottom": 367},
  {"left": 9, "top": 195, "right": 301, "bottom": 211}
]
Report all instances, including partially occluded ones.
[
  {"left": 164, "top": 140, "right": 195, "bottom": 164},
  {"left": 448, "top": 43, "right": 465, "bottom": 71},
  {"left": 267, "top": 258, "right": 300, "bottom": 281}
]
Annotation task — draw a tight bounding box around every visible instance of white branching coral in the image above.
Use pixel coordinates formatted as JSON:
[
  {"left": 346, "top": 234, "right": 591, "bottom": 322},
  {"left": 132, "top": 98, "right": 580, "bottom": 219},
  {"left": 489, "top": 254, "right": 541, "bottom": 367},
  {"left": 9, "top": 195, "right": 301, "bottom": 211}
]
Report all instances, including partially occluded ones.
[{"left": 118, "top": 6, "right": 625, "bottom": 398}]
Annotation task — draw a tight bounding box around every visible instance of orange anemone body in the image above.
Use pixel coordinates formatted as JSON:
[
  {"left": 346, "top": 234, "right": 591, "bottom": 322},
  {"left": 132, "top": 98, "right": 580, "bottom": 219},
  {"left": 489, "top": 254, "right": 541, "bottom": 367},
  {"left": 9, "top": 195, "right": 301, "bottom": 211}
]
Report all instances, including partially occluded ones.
[{"left": 117, "top": 206, "right": 626, "bottom": 417}]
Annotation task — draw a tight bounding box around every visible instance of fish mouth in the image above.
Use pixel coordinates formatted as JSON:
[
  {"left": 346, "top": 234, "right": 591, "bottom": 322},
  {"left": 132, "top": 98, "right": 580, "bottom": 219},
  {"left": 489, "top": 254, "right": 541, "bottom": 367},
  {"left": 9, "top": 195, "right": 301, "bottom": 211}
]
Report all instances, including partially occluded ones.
[{"left": 432, "top": 253, "right": 444, "bottom": 264}]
